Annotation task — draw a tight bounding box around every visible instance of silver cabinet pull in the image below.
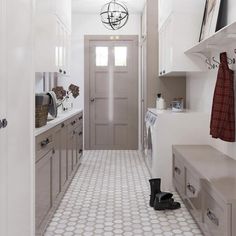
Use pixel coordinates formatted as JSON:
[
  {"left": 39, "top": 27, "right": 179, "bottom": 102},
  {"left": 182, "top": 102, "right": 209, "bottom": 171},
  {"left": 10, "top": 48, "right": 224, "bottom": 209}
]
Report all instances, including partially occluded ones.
[
  {"left": 207, "top": 208, "right": 219, "bottom": 226},
  {"left": 41, "top": 138, "right": 50, "bottom": 147},
  {"left": 187, "top": 183, "right": 196, "bottom": 195},
  {"left": 90, "top": 98, "right": 95, "bottom": 102}
]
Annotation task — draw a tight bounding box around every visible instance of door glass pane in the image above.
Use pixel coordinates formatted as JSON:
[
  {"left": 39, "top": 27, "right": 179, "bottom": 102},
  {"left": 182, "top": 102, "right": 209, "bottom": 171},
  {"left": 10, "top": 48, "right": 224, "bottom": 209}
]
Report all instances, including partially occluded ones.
[
  {"left": 115, "top": 47, "right": 127, "bottom": 66},
  {"left": 96, "top": 47, "right": 108, "bottom": 66}
]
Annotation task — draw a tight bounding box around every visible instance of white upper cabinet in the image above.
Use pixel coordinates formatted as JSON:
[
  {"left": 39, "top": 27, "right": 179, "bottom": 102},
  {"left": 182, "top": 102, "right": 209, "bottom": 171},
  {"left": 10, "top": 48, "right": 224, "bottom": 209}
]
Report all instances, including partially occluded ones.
[
  {"left": 158, "top": 0, "right": 206, "bottom": 77},
  {"left": 35, "top": 0, "right": 71, "bottom": 74}
]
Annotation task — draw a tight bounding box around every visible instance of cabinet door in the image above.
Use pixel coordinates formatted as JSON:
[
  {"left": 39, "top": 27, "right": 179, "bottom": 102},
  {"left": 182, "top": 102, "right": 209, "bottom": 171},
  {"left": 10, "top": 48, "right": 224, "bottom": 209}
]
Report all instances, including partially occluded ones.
[
  {"left": 77, "top": 125, "right": 83, "bottom": 163},
  {"left": 158, "top": 0, "right": 172, "bottom": 29},
  {"left": 64, "top": 28, "right": 71, "bottom": 76},
  {"left": 60, "top": 123, "right": 67, "bottom": 188},
  {"left": 72, "top": 129, "right": 77, "bottom": 169},
  {"left": 141, "top": 4, "right": 147, "bottom": 38},
  {"left": 159, "top": 26, "right": 165, "bottom": 76},
  {"left": 67, "top": 131, "right": 73, "bottom": 177},
  {"left": 55, "top": 0, "right": 64, "bottom": 23},
  {"left": 164, "top": 16, "right": 172, "bottom": 74},
  {"left": 52, "top": 128, "right": 61, "bottom": 201},
  {"left": 35, "top": 151, "right": 52, "bottom": 229},
  {"left": 54, "top": 0, "right": 71, "bottom": 30},
  {"left": 159, "top": 16, "right": 172, "bottom": 76}
]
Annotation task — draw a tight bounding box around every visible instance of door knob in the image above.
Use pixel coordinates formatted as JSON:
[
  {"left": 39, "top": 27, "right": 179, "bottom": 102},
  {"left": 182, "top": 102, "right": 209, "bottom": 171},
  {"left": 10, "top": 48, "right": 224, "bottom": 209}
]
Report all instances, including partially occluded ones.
[
  {"left": 90, "top": 98, "right": 95, "bottom": 102},
  {"left": 2, "top": 119, "right": 7, "bottom": 128},
  {"left": 0, "top": 118, "right": 8, "bottom": 129}
]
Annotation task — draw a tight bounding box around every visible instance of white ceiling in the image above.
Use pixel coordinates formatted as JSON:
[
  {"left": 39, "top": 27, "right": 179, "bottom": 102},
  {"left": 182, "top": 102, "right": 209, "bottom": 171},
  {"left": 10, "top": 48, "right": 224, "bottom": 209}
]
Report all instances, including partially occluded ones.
[{"left": 72, "top": 0, "right": 146, "bottom": 13}]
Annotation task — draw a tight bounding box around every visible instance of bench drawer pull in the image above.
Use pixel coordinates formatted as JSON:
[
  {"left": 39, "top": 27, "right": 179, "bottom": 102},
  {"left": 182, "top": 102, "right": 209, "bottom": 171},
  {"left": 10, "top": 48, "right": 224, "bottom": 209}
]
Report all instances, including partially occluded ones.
[
  {"left": 207, "top": 208, "right": 219, "bottom": 226},
  {"left": 187, "top": 183, "right": 196, "bottom": 195}
]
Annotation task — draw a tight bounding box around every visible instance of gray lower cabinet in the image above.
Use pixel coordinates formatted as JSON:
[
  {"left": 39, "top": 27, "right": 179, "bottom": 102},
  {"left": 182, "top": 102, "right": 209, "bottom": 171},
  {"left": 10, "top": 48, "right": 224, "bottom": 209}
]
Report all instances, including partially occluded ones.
[
  {"left": 173, "top": 145, "right": 236, "bottom": 236},
  {"left": 35, "top": 150, "right": 52, "bottom": 229},
  {"left": 35, "top": 111, "right": 83, "bottom": 235}
]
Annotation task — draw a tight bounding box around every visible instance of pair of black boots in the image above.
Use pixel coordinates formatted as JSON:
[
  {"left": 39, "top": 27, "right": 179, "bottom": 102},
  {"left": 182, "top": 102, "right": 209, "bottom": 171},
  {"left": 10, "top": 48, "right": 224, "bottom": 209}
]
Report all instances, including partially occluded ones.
[{"left": 149, "top": 178, "right": 181, "bottom": 211}]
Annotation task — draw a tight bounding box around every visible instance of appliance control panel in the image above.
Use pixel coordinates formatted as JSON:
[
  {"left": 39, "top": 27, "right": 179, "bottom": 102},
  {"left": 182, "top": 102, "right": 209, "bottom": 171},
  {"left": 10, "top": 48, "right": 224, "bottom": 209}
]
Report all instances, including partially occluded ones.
[{"left": 145, "top": 111, "right": 157, "bottom": 126}]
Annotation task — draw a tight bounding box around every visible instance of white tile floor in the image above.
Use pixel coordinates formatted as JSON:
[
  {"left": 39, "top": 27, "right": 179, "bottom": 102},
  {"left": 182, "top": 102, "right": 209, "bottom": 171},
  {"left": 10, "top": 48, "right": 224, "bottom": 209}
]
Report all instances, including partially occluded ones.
[{"left": 44, "top": 150, "right": 203, "bottom": 236}]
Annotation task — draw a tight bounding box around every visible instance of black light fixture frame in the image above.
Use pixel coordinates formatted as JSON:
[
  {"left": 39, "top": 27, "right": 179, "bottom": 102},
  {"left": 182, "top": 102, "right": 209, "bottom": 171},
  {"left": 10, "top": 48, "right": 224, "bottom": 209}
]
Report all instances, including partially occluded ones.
[{"left": 100, "top": 0, "right": 129, "bottom": 30}]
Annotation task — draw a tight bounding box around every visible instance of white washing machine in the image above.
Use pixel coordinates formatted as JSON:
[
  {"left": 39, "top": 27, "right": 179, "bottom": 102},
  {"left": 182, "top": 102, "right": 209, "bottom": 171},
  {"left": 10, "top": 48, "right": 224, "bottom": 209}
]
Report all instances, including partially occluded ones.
[{"left": 146, "top": 108, "right": 210, "bottom": 192}]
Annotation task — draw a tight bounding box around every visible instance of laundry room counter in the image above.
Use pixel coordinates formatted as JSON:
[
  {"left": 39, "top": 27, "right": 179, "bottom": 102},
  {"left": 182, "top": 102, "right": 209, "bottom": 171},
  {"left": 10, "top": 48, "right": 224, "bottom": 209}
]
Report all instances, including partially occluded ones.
[{"left": 35, "top": 108, "right": 83, "bottom": 136}]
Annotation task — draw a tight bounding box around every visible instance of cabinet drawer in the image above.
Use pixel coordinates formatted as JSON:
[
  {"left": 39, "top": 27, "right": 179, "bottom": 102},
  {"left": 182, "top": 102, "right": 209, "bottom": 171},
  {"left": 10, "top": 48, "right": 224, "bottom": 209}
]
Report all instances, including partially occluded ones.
[
  {"left": 36, "top": 132, "right": 54, "bottom": 162},
  {"left": 68, "top": 115, "right": 79, "bottom": 132},
  {"left": 173, "top": 153, "right": 185, "bottom": 187},
  {"left": 186, "top": 169, "right": 202, "bottom": 223},
  {"left": 203, "top": 189, "right": 230, "bottom": 236}
]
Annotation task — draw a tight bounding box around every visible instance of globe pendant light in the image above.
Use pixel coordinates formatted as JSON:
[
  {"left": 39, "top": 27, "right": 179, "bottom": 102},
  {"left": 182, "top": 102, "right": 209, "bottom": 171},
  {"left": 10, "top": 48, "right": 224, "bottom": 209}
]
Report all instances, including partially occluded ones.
[{"left": 100, "top": 0, "right": 129, "bottom": 30}]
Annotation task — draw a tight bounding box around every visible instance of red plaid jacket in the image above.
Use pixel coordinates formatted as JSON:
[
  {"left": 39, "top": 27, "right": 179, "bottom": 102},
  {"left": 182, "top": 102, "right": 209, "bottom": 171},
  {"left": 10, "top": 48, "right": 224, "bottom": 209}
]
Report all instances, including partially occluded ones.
[{"left": 210, "top": 52, "right": 235, "bottom": 142}]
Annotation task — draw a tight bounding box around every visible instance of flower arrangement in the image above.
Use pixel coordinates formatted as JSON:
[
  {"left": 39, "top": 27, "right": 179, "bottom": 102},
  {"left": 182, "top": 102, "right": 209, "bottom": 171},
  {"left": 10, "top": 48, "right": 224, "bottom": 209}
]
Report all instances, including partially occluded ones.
[{"left": 52, "top": 84, "right": 80, "bottom": 111}]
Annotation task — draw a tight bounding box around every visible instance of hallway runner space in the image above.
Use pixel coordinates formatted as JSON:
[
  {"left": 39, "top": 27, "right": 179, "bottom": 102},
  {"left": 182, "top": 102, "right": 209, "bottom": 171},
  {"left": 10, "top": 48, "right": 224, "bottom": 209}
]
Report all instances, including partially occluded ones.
[{"left": 44, "top": 150, "right": 203, "bottom": 236}]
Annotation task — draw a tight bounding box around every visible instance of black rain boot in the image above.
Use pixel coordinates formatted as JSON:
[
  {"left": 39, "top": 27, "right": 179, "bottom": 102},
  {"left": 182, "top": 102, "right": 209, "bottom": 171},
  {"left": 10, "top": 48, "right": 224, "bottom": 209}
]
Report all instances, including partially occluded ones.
[{"left": 149, "top": 178, "right": 161, "bottom": 207}]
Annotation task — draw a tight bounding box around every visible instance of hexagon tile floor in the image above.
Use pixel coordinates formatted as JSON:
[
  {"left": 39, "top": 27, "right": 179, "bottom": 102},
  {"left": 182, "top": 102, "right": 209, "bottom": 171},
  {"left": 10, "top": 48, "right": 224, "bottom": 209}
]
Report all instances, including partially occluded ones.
[{"left": 44, "top": 150, "right": 203, "bottom": 236}]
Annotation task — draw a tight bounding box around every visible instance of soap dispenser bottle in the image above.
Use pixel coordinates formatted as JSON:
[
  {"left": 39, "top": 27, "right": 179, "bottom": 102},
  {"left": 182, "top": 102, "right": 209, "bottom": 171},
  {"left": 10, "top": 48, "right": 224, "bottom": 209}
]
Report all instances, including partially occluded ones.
[
  {"left": 156, "top": 93, "right": 161, "bottom": 109},
  {"left": 156, "top": 93, "right": 166, "bottom": 110}
]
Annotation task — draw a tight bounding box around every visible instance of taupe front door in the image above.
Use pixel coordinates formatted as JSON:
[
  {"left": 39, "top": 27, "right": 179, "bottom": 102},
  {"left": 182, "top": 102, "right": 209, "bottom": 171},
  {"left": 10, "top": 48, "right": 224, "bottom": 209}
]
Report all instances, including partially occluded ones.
[{"left": 85, "top": 36, "right": 138, "bottom": 150}]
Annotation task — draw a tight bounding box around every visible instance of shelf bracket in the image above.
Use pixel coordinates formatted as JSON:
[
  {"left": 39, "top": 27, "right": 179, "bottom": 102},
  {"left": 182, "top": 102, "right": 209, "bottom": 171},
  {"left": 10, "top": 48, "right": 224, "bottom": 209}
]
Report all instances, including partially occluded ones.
[
  {"left": 192, "top": 52, "right": 210, "bottom": 61},
  {"left": 206, "top": 44, "right": 218, "bottom": 50}
]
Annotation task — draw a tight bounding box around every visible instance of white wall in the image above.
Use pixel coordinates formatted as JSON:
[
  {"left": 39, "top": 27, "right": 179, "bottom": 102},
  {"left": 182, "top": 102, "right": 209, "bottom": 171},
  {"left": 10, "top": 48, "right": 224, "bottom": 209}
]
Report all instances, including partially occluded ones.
[
  {"left": 60, "top": 13, "right": 141, "bottom": 109},
  {"left": 186, "top": 0, "right": 236, "bottom": 159}
]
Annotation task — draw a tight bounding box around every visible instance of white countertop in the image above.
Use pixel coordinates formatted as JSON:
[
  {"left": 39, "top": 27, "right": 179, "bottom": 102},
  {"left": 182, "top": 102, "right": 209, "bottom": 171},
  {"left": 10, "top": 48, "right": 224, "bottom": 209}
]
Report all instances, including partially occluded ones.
[{"left": 35, "top": 108, "right": 83, "bottom": 136}]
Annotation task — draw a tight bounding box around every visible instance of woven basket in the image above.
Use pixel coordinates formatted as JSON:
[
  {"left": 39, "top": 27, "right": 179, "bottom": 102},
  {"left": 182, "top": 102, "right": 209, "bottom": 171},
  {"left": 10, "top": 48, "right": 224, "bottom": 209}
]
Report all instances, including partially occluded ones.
[{"left": 35, "top": 104, "right": 49, "bottom": 128}]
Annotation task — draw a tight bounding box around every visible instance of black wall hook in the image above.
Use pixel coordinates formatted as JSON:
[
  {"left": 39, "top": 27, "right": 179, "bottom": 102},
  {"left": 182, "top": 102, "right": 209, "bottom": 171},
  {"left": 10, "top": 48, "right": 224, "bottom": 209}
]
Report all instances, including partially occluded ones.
[{"left": 205, "top": 59, "right": 214, "bottom": 70}]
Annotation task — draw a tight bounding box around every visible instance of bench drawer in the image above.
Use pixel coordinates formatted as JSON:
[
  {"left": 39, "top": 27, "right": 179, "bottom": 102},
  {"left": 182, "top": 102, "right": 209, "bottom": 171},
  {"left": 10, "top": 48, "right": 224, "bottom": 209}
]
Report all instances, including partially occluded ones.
[
  {"left": 186, "top": 169, "right": 202, "bottom": 223},
  {"left": 203, "top": 189, "right": 230, "bottom": 236},
  {"left": 173, "top": 153, "right": 185, "bottom": 187}
]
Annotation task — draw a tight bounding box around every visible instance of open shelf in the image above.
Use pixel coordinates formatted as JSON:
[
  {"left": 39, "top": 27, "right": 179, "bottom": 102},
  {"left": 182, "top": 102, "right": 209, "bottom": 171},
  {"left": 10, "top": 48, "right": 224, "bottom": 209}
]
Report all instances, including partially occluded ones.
[{"left": 185, "top": 21, "right": 236, "bottom": 54}]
